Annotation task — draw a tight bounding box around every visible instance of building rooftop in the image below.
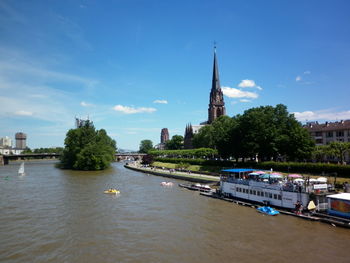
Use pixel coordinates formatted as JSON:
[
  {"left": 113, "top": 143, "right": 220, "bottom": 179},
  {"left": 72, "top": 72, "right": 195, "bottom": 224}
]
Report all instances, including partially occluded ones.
[{"left": 304, "top": 120, "right": 350, "bottom": 132}]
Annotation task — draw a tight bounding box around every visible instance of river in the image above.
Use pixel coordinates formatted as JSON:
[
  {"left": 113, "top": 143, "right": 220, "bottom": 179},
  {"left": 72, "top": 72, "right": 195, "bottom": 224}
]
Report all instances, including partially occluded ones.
[{"left": 0, "top": 161, "right": 349, "bottom": 263}]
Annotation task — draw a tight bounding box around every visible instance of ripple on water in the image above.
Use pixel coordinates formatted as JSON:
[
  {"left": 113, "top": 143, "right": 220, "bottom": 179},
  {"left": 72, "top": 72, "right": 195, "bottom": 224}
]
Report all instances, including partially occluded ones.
[{"left": 1, "top": 161, "right": 350, "bottom": 263}]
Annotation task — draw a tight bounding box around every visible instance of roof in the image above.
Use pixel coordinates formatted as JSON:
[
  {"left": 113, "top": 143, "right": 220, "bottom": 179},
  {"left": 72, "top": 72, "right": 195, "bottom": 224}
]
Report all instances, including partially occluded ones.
[
  {"left": 304, "top": 120, "right": 350, "bottom": 132},
  {"left": 327, "top": 193, "right": 350, "bottom": 201},
  {"left": 222, "top": 168, "right": 256, "bottom": 173}
]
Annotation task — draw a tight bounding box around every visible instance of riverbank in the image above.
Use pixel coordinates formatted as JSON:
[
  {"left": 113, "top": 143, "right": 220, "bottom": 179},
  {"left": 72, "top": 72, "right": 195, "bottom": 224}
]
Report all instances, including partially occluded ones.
[{"left": 124, "top": 163, "right": 219, "bottom": 183}]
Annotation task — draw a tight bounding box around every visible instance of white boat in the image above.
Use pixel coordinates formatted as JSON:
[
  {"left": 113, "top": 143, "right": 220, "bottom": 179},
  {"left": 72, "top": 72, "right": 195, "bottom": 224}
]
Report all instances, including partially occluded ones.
[
  {"left": 220, "top": 168, "right": 329, "bottom": 210},
  {"left": 18, "top": 162, "right": 25, "bottom": 176}
]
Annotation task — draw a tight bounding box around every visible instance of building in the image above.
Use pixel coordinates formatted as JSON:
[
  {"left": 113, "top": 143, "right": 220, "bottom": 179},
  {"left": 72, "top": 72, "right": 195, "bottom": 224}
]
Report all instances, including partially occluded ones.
[
  {"left": 184, "top": 124, "right": 194, "bottom": 149},
  {"left": 183, "top": 46, "right": 226, "bottom": 149},
  {"left": 305, "top": 120, "right": 350, "bottom": 145},
  {"left": 75, "top": 117, "right": 93, "bottom": 128},
  {"left": 15, "top": 132, "right": 27, "bottom": 149},
  {"left": 207, "top": 47, "right": 226, "bottom": 124},
  {"left": 0, "top": 136, "right": 12, "bottom": 147},
  {"left": 155, "top": 128, "right": 170, "bottom": 150},
  {"left": 160, "top": 128, "right": 169, "bottom": 144},
  {"left": 305, "top": 120, "right": 350, "bottom": 162}
]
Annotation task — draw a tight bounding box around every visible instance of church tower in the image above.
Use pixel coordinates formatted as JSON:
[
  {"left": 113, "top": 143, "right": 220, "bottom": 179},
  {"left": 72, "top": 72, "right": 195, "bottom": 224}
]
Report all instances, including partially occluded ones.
[
  {"left": 183, "top": 124, "right": 194, "bottom": 149},
  {"left": 208, "top": 46, "right": 226, "bottom": 124}
]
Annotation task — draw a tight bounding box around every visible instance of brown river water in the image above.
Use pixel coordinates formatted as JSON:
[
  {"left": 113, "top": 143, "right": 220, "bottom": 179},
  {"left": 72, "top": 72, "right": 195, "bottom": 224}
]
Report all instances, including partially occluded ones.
[{"left": 0, "top": 161, "right": 349, "bottom": 263}]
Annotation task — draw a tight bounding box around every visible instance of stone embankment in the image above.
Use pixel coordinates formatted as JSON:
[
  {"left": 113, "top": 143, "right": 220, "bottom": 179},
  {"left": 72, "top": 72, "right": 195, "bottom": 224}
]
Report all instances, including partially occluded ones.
[{"left": 124, "top": 163, "right": 219, "bottom": 183}]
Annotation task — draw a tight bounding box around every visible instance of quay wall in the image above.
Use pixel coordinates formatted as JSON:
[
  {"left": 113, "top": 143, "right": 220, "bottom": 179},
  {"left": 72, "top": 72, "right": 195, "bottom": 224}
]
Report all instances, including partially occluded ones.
[{"left": 124, "top": 164, "right": 218, "bottom": 183}]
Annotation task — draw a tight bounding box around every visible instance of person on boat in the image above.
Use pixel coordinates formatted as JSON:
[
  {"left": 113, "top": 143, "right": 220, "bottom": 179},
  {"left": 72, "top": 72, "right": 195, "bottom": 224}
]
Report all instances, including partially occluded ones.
[{"left": 294, "top": 201, "right": 302, "bottom": 215}]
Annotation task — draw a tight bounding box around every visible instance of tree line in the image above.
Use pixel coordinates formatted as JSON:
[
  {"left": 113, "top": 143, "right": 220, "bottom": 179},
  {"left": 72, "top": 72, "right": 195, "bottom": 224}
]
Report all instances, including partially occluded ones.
[{"left": 139, "top": 104, "right": 350, "bottom": 163}]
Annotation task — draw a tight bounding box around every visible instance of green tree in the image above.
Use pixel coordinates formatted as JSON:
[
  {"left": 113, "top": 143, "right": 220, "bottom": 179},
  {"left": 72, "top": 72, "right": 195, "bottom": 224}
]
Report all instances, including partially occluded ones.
[
  {"left": 139, "top": 140, "right": 153, "bottom": 153},
  {"left": 328, "top": 141, "right": 350, "bottom": 164},
  {"left": 192, "top": 125, "right": 215, "bottom": 149},
  {"left": 165, "top": 135, "right": 184, "bottom": 150},
  {"left": 60, "top": 122, "right": 117, "bottom": 170},
  {"left": 211, "top": 115, "right": 236, "bottom": 158},
  {"left": 231, "top": 104, "right": 314, "bottom": 161}
]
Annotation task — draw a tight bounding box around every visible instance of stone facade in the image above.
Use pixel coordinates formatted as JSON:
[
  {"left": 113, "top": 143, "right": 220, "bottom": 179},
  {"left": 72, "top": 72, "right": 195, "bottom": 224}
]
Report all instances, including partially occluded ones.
[{"left": 160, "top": 128, "right": 169, "bottom": 144}]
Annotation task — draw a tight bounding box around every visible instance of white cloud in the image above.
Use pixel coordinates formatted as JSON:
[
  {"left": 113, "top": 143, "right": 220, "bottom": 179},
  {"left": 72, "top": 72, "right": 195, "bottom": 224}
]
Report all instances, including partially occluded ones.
[
  {"left": 256, "top": 86, "right": 263, "bottom": 90},
  {"left": 14, "top": 110, "right": 33, "bottom": 116},
  {"left": 113, "top": 105, "right": 157, "bottom": 114},
  {"left": 222, "top": 86, "right": 258, "bottom": 99},
  {"left": 296, "top": 76, "right": 302, "bottom": 82},
  {"left": 238, "top": 79, "right": 256, "bottom": 88},
  {"left": 80, "top": 101, "right": 94, "bottom": 107},
  {"left": 153, "top": 99, "right": 168, "bottom": 104},
  {"left": 304, "top": 71, "right": 311, "bottom": 75},
  {"left": 293, "top": 109, "right": 350, "bottom": 122},
  {"left": 239, "top": 99, "right": 251, "bottom": 103}
]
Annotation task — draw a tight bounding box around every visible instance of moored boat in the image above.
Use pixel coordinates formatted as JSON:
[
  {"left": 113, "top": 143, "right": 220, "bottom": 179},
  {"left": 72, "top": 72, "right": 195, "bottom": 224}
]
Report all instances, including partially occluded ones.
[
  {"left": 179, "top": 183, "right": 212, "bottom": 192},
  {"left": 220, "top": 168, "right": 331, "bottom": 210},
  {"left": 257, "top": 206, "right": 279, "bottom": 216}
]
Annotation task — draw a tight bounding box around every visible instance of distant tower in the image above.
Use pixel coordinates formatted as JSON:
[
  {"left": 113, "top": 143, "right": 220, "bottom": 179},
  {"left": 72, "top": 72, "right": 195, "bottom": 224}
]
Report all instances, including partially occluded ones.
[
  {"left": 15, "top": 132, "right": 27, "bottom": 149},
  {"left": 160, "top": 128, "right": 169, "bottom": 144},
  {"left": 184, "top": 124, "right": 194, "bottom": 149},
  {"left": 208, "top": 46, "right": 226, "bottom": 124},
  {"left": 75, "top": 117, "right": 93, "bottom": 128}
]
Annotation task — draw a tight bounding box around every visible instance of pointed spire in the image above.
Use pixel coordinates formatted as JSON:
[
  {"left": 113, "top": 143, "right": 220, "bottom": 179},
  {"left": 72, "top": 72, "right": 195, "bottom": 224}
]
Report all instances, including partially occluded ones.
[{"left": 212, "top": 44, "right": 220, "bottom": 91}]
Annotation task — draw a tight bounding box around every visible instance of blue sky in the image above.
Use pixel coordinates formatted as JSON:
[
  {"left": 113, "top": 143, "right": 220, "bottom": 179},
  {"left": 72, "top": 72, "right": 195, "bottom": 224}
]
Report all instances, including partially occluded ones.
[{"left": 1, "top": 0, "right": 350, "bottom": 151}]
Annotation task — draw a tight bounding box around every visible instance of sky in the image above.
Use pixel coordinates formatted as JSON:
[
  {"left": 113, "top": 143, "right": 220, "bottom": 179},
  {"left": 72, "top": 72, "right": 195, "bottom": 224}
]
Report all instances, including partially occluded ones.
[{"left": 1, "top": 0, "right": 350, "bottom": 151}]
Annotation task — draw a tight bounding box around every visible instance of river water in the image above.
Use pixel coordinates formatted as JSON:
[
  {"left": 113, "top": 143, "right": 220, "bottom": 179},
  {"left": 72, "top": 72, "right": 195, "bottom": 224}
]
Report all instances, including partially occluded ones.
[{"left": 0, "top": 161, "right": 349, "bottom": 263}]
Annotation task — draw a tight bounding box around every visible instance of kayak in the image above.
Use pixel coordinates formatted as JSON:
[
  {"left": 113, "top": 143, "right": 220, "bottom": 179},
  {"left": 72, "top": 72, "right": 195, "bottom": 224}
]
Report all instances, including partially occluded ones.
[
  {"left": 104, "top": 189, "right": 120, "bottom": 194},
  {"left": 257, "top": 206, "right": 279, "bottom": 216}
]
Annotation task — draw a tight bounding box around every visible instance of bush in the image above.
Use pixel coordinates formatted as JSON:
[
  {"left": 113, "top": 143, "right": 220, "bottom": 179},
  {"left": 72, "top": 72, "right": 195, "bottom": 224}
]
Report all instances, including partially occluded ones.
[{"left": 153, "top": 157, "right": 350, "bottom": 178}]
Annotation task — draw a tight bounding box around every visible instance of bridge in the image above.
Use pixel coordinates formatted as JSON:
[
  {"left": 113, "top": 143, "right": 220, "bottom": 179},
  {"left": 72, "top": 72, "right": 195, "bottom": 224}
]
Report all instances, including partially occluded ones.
[
  {"left": 0, "top": 153, "right": 60, "bottom": 165},
  {"left": 0, "top": 152, "right": 146, "bottom": 165},
  {"left": 115, "top": 153, "right": 146, "bottom": 161}
]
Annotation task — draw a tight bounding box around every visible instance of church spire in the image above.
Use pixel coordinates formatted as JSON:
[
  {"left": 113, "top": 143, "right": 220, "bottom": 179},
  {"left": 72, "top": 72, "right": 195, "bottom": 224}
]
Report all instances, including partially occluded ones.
[
  {"left": 212, "top": 45, "right": 220, "bottom": 91},
  {"left": 208, "top": 45, "right": 226, "bottom": 124}
]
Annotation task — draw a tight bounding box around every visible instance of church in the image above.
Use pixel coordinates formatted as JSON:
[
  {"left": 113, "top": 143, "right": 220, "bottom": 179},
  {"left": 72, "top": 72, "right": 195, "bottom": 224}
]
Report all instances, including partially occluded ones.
[{"left": 184, "top": 47, "right": 226, "bottom": 149}]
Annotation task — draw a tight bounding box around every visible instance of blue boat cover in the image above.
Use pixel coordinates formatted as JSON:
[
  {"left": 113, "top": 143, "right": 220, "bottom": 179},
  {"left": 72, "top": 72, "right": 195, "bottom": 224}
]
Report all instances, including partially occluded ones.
[{"left": 221, "top": 168, "right": 257, "bottom": 173}]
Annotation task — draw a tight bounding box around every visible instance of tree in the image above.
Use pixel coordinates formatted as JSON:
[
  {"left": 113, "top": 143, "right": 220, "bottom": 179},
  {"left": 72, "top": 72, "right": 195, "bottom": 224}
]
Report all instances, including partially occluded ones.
[
  {"left": 139, "top": 140, "right": 153, "bottom": 153},
  {"left": 231, "top": 104, "right": 314, "bottom": 161},
  {"left": 165, "top": 135, "right": 184, "bottom": 150},
  {"left": 328, "top": 142, "right": 350, "bottom": 164},
  {"left": 192, "top": 125, "right": 215, "bottom": 149},
  {"left": 211, "top": 116, "right": 236, "bottom": 158},
  {"left": 60, "top": 122, "right": 117, "bottom": 170}
]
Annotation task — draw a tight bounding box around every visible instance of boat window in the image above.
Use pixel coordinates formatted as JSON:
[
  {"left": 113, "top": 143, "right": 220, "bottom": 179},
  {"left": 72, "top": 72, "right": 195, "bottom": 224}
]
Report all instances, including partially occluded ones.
[
  {"left": 274, "top": 194, "right": 277, "bottom": 199},
  {"left": 253, "top": 190, "right": 256, "bottom": 195},
  {"left": 249, "top": 189, "right": 253, "bottom": 194},
  {"left": 278, "top": 195, "right": 282, "bottom": 200},
  {"left": 265, "top": 192, "right": 268, "bottom": 197},
  {"left": 269, "top": 193, "right": 272, "bottom": 198}
]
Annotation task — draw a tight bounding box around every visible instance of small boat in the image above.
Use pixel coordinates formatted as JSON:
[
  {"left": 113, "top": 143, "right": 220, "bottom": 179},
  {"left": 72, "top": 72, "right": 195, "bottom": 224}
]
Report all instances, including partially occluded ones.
[
  {"left": 104, "top": 189, "right": 120, "bottom": 194},
  {"left": 257, "top": 206, "right": 279, "bottom": 216},
  {"left": 18, "top": 162, "right": 25, "bottom": 176},
  {"left": 160, "top": 182, "right": 174, "bottom": 187},
  {"left": 178, "top": 183, "right": 212, "bottom": 192}
]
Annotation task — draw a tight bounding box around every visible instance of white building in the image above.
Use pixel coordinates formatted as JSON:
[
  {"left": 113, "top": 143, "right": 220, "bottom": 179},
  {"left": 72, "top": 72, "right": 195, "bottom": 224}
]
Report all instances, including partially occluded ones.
[{"left": 0, "top": 136, "right": 12, "bottom": 147}]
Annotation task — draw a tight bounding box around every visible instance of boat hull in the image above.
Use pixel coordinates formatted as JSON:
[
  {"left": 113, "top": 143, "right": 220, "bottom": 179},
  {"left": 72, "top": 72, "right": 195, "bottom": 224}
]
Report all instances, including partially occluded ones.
[{"left": 220, "top": 181, "right": 309, "bottom": 209}]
